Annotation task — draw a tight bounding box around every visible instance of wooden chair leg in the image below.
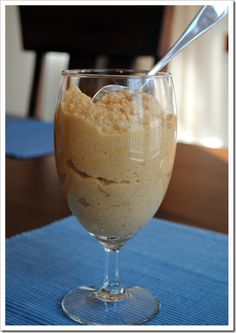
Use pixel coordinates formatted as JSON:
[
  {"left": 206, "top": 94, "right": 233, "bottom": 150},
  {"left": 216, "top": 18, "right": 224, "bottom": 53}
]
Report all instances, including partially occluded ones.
[{"left": 28, "top": 52, "right": 44, "bottom": 118}]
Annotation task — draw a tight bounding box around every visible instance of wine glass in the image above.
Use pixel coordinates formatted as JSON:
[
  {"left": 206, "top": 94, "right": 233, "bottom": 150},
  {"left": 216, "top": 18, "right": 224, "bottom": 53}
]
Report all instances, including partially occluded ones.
[{"left": 54, "top": 69, "right": 177, "bottom": 325}]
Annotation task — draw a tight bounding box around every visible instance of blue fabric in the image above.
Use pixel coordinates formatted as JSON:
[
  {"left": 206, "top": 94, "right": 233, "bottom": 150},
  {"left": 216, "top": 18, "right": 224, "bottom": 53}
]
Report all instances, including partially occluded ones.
[
  {"left": 6, "top": 216, "right": 228, "bottom": 326},
  {"left": 6, "top": 116, "right": 54, "bottom": 159}
]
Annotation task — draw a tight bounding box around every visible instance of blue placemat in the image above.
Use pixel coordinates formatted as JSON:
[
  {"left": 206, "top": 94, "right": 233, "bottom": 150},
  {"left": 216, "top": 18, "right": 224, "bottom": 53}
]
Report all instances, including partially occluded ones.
[
  {"left": 6, "top": 116, "right": 54, "bottom": 159},
  {"left": 6, "top": 216, "right": 228, "bottom": 326}
]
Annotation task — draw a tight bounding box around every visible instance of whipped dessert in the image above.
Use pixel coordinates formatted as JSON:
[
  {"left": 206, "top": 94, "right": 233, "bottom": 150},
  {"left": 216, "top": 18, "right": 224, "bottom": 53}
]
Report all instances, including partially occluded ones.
[{"left": 55, "top": 85, "right": 176, "bottom": 238}]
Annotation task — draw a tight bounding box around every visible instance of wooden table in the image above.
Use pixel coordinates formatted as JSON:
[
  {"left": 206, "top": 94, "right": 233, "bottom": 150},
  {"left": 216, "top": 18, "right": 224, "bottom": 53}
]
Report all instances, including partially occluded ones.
[{"left": 6, "top": 143, "right": 228, "bottom": 238}]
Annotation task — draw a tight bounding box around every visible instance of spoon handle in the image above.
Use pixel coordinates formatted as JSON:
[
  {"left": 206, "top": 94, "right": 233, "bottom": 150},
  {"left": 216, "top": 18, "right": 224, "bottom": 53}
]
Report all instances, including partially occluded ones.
[{"left": 148, "top": 5, "right": 228, "bottom": 75}]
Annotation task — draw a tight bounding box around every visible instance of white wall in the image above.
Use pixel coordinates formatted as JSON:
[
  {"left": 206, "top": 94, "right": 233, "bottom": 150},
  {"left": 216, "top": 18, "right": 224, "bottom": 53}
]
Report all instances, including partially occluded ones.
[
  {"left": 168, "top": 6, "right": 228, "bottom": 148},
  {"left": 6, "top": 6, "right": 35, "bottom": 117}
]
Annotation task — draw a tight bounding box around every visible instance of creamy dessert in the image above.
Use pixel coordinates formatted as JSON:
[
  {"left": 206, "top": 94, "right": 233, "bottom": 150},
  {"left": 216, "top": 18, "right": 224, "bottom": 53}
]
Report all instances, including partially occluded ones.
[{"left": 55, "top": 85, "right": 176, "bottom": 238}]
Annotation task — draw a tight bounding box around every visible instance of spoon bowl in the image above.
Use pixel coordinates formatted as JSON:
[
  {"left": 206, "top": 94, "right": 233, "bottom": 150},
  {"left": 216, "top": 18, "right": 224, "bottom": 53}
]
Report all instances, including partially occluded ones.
[{"left": 92, "top": 84, "right": 128, "bottom": 102}]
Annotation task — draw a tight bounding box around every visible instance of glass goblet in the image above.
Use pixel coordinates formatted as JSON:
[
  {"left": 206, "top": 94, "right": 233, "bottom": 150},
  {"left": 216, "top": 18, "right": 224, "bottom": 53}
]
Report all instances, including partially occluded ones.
[{"left": 54, "top": 69, "right": 177, "bottom": 325}]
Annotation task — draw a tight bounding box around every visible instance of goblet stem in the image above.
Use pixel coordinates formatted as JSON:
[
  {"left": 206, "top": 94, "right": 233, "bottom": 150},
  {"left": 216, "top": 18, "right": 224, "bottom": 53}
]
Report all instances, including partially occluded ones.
[{"left": 96, "top": 248, "right": 126, "bottom": 302}]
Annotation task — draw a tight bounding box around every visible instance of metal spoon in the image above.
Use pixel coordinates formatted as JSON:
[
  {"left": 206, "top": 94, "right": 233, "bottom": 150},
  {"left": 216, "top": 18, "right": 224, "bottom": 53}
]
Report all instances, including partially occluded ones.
[{"left": 92, "top": 4, "right": 228, "bottom": 102}]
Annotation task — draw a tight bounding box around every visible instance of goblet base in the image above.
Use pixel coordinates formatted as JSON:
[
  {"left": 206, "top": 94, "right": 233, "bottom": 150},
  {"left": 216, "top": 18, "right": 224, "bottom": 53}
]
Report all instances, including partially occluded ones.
[{"left": 62, "top": 285, "right": 160, "bottom": 325}]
